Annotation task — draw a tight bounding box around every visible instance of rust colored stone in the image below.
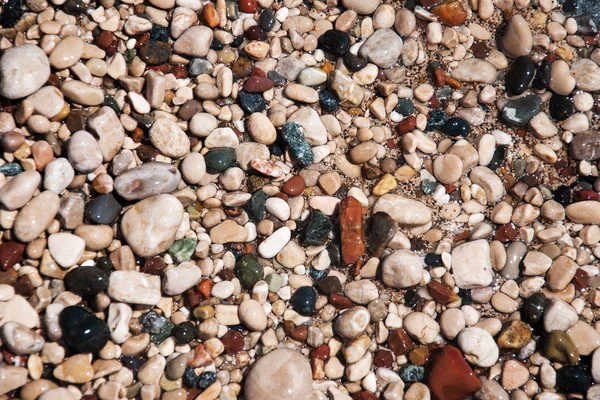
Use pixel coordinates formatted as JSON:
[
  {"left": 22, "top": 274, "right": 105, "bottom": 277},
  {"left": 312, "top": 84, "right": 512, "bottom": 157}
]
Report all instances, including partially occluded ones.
[
  {"left": 238, "top": 0, "right": 257, "bottom": 13},
  {"left": 0, "top": 241, "right": 25, "bottom": 271},
  {"left": 244, "top": 76, "right": 274, "bottom": 92},
  {"left": 432, "top": 67, "right": 446, "bottom": 87},
  {"left": 494, "top": 223, "right": 517, "bottom": 242},
  {"left": 432, "top": 0, "right": 467, "bottom": 26},
  {"left": 573, "top": 268, "right": 589, "bottom": 292},
  {"left": 427, "top": 346, "right": 482, "bottom": 400},
  {"left": 427, "top": 280, "right": 459, "bottom": 305},
  {"left": 409, "top": 347, "right": 430, "bottom": 366},
  {"left": 197, "top": 278, "right": 213, "bottom": 298},
  {"left": 497, "top": 320, "right": 531, "bottom": 350},
  {"left": 417, "top": 0, "right": 444, "bottom": 9},
  {"left": 184, "top": 289, "right": 201, "bottom": 308},
  {"left": 221, "top": 330, "right": 244, "bottom": 355},
  {"left": 471, "top": 42, "right": 491, "bottom": 59},
  {"left": 340, "top": 196, "right": 365, "bottom": 265},
  {"left": 397, "top": 116, "right": 416, "bottom": 134},
  {"left": 373, "top": 350, "right": 394, "bottom": 367},
  {"left": 310, "top": 344, "right": 330, "bottom": 361},
  {"left": 0, "top": 268, "right": 17, "bottom": 285},
  {"left": 574, "top": 190, "right": 599, "bottom": 201},
  {"left": 95, "top": 30, "right": 113, "bottom": 49},
  {"left": 388, "top": 328, "right": 414, "bottom": 356},
  {"left": 142, "top": 257, "right": 165, "bottom": 275},
  {"left": 351, "top": 392, "right": 377, "bottom": 400},
  {"left": 13, "top": 275, "right": 33, "bottom": 297},
  {"left": 290, "top": 326, "right": 308, "bottom": 341},
  {"left": 201, "top": 3, "right": 220, "bottom": 27},
  {"left": 282, "top": 175, "right": 306, "bottom": 196},
  {"left": 329, "top": 293, "right": 354, "bottom": 309},
  {"left": 170, "top": 65, "right": 188, "bottom": 79},
  {"left": 428, "top": 95, "right": 441, "bottom": 109}
]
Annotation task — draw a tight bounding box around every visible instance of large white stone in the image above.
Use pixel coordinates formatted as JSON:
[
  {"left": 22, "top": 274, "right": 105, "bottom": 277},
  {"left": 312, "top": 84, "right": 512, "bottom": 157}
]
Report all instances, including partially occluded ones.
[
  {"left": 451, "top": 239, "right": 494, "bottom": 288},
  {"left": 108, "top": 271, "right": 161, "bottom": 305},
  {"left": 0, "top": 45, "right": 50, "bottom": 99}
]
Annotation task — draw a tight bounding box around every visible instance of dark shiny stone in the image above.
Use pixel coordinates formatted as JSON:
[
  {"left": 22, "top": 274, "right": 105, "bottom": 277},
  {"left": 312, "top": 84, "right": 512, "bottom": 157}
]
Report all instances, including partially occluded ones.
[
  {"left": 140, "top": 311, "right": 174, "bottom": 344},
  {"left": 65, "top": 267, "right": 109, "bottom": 298},
  {"left": 0, "top": 0, "right": 23, "bottom": 28},
  {"left": 489, "top": 145, "right": 507, "bottom": 170},
  {"left": 399, "top": 365, "right": 425, "bottom": 382},
  {"left": 238, "top": 91, "right": 266, "bottom": 113},
  {"left": 532, "top": 61, "right": 551, "bottom": 90},
  {"left": 394, "top": 98, "right": 415, "bottom": 116},
  {"left": 319, "top": 30, "right": 350, "bottom": 56},
  {"left": 183, "top": 366, "right": 199, "bottom": 388},
  {"left": 172, "top": 322, "right": 195, "bottom": 344},
  {"left": 458, "top": 288, "right": 472, "bottom": 305},
  {"left": 523, "top": 292, "right": 547, "bottom": 323},
  {"left": 310, "top": 268, "right": 327, "bottom": 281},
  {"left": 84, "top": 193, "right": 123, "bottom": 225},
  {"left": 315, "top": 276, "right": 342, "bottom": 295},
  {"left": 327, "top": 243, "right": 341, "bottom": 267},
  {"left": 103, "top": 96, "right": 120, "bottom": 114},
  {"left": 0, "top": 242, "right": 25, "bottom": 271},
  {"left": 344, "top": 53, "right": 368, "bottom": 72},
  {"left": 197, "top": 371, "right": 217, "bottom": 389},
  {"left": 424, "top": 253, "right": 442, "bottom": 266},
  {"left": 471, "top": 41, "right": 490, "bottom": 58},
  {"left": 506, "top": 56, "right": 535, "bottom": 95},
  {"left": 235, "top": 254, "right": 264, "bottom": 289},
  {"left": 299, "top": 210, "right": 332, "bottom": 246},
  {"left": 245, "top": 25, "right": 267, "bottom": 41},
  {"left": 188, "top": 58, "right": 214, "bottom": 76},
  {"left": 365, "top": 212, "right": 398, "bottom": 257},
  {"left": 549, "top": 95, "right": 574, "bottom": 121},
  {"left": 404, "top": 289, "right": 423, "bottom": 308},
  {"left": 246, "top": 189, "right": 266, "bottom": 220},
  {"left": 556, "top": 365, "right": 591, "bottom": 394},
  {"left": 441, "top": 117, "right": 470, "bottom": 137},
  {"left": 231, "top": 35, "right": 244, "bottom": 48},
  {"left": 120, "top": 356, "right": 144, "bottom": 373},
  {"left": 282, "top": 122, "right": 314, "bottom": 166},
  {"left": 59, "top": 306, "right": 110, "bottom": 353},
  {"left": 267, "top": 70, "right": 286, "bottom": 86},
  {"left": 425, "top": 109, "right": 447, "bottom": 132},
  {"left": 210, "top": 38, "right": 224, "bottom": 51},
  {"left": 95, "top": 257, "right": 113, "bottom": 274},
  {"left": 150, "top": 25, "right": 169, "bottom": 42},
  {"left": 573, "top": 14, "right": 598, "bottom": 35},
  {"left": 62, "top": 0, "right": 87, "bottom": 15},
  {"left": 0, "top": 163, "right": 23, "bottom": 176},
  {"left": 139, "top": 40, "right": 171, "bottom": 65},
  {"left": 553, "top": 185, "right": 572, "bottom": 206},
  {"left": 204, "top": 148, "right": 237, "bottom": 173},
  {"left": 501, "top": 94, "right": 542, "bottom": 127},
  {"left": 319, "top": 90, "right": 339, "bottom": 113},
  {"left": 291, "top": 286, "right": 317, "bottom": 316},
  {"left": 259, "top": 9, "right": 276, "bottom": 31}
]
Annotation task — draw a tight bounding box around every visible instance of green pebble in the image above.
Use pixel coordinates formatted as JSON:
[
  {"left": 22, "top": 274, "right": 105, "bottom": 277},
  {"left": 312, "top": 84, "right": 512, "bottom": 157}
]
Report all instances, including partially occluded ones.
[
  {"left": 150, "top": 321, "right": 174, "bottom": 344},
  {"left": 235, "top": 254, "right": 264, "bottom": 289},
  {"left": 205, "top": 148, "right": 237, "bottom": 173},
  {"left": 265, "top": 273, "right": 282, "bottom": 292},
  {"left": 168, "top": 238, "right": 197, "bottom": 262},
  {"left": 421, "top": 179, "right": 437, "bottom": 195},
  {"left": 302, "top": 210, "right": 332, "bottom": 246}
]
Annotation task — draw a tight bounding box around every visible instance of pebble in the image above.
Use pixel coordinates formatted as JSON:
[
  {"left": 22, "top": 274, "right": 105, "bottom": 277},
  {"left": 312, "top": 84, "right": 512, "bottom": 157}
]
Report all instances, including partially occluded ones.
[
  {"left": 571, "top": 59, "right": 600, "bottom": 92},
  {"left": 0, "top": 45, "right": 50, "bottom": 99},
  {"left": 59, "top": 306, "right": 110, "bottom": 353},
  {"left": 451, "top": 240, "right": 494, "bottom": 288},
  {"left": 457, "top": 327, "right": 499, "bottom": 367},
  {"left": 149, "top": 119, "right": 190, "bottom": 158},
  {"left": 68, "top": 130, "right": 103, "bottom": 173},
  {"left": 451, "top": 59, "right": 497, "bottom": 83},
  {"left": 114, "top": 162, "right": 181, "bottom": 200},
  {"left": 403, "top": 312, "right": 440, "bottom": 344},
  {"left": 13, "top": 191, "right": 60, "bottom": 243},
  {"left": 238, "top": 299, "right": 267, "bottom": 331},
  {"left": 358, "top": 28, "right": 403, "bottom": 69},
  {"left": 0, "top": 321, "right": 44, "bottom": 355},
  {"left": 173, "top": 26, "right": 213, "bottom": 57},
  {"left": 381, "top": 249, "right": 423, "bottom": 288},
  {"left": 53, "top": 354, "right": 94, "bottom": 383},
  {"left": 0, "top": 366, "right": 29, "bottom": 396},
  {"left": 163, "top": 262, "right": 202, "bottom": 295},
  {"left": 65, "top": 266, "right": 109, "bottom": 298},
  {"left": 506, "top": 56, "right": 535, "bottom": 95},
  {"left": 373, "top": 194, "right": 432, "bottom": 227},
  {"left": 501, "top": 94, "right": 542, "bottom": 127},
  {"left": 47, "top": 233, "right": 85, "bottom": 267},
  {"left": 335, "top": 306, "right": 370, "bottom": 339},
  {"left": 0, "top": 170, "right": 41, "bottom": 211},
  {"left": 121, "top": 194, "right": 184, "bottom": 257},
  {"left": 108, "top": 270, "right": 161, "bottom": 305},
  {"left": 501, "top": 15, "right": 533, "bottom": 58}
]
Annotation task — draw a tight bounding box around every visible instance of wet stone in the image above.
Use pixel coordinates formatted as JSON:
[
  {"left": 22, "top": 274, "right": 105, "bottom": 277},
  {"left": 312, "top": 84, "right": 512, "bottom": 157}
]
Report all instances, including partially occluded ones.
[
  {"left": 394, "top": 98, "right": 415, "bottom": 116},
  {"left": 319, "top": 30, "right": 351, "bottom": 57},
  {"left": 441, "top": 117, "right": 470, "bottom": 137},
  {"left": 235, "top": 254, "right": 264, "bottom": 289},
  {"left": 221, "top": 330, "right": 244, "bottom": 355},
  {"left": 319, "top": 90, "right": 339, "bottom": 113},
  {"left": 0, "top": 242, "right": 25, "bottom": 271},
  {"left": 315, "top": 276, "right": 342, "bottom": 295},
  {"left": 189, "top": 59, "right": 214, "bottom": 76},
  {"left": 139, "top": 41, "right": 172, "bottom": 65},
  {"left": 344, "top": 53, "right": 368, "bottom": 73},
  {"left": 546, "top": 330, "right": 580, "bottom": 364},
  {"left": 62, "top": 0, "right": 87, "bottom": 15},
  {"left": 205, "top": 148, "right": 237, "bottom": 173},
  {"left": 64, "top": 267, "right": 109, "bottom": 298},
  {"left": 172, "top": 322, "right": 195, "bottom": 344},
  {"left": 259, "top": 9, "right": 276, "bottom": 31},
  {"left": 428, "top": 346, "right": 482, "bottom": 400},
  {"left": 425, "top": 109, "right": 447, "bottom": 132},
  {"left": 59, "top": 306, "right": 110, "bottom": 354},
  {"left": 291, "top": 286, "right": 317, "bottom": 316},
  {"left": 0, "top": 163, "right": 23, "bottom": 176},
  {"left": 549, "top": 95, "right": 574, "bottom": 121},
  {"left": 84, "top": 193, "right": 123, "bottom": 225},
  {"left": 282, "top": 122, "right": 314, "bottom": 166},
  {"left": 366, "top": 212, "right": 398, "bottom": 257},
  {"left": 556, "top": 365, "right": 591, "bottom": 394},
  {"left": 569, "top": 130, "right": 600, "bottom": 161},
  {"left": 533, "top": 61, "right": 551, "bottom": 90},
  {"left": 140, "top": 311, "right": 174, "bottom": 344},
  {"left": 247, "top": 189, "right": 266, "bottom": 220},
  {"left": 399, "top": 365, "right": 425, "bottom": 382},
  {"left": 197, "top": 371, "right": 217, "bottom": 389},
  {"left": 299, "top": 210, "right": 332, "bottom": 246},
  {"left": 0, "top": 0, "right": 23, "bottom": 27},
  {"left": 506, "top": 56, "right": 535, "bottom": 95},
  {"left": 238, "top": 91, "right": 266, "bottom": 113},
  {"left": 167, "top": 238, "right": 196, "bottom": 262},
  {"left": 501, "top": 94, "right": 542, "bottom": 127},
  {"left": 497, "top": 320, "right": 531, "bottom": 350}
]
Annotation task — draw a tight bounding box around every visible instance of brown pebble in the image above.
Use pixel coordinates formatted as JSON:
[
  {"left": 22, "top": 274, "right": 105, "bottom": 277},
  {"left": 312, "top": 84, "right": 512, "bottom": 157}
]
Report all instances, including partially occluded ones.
[{"left": 282, "top": 176, "right": 306, "bottom": 197}]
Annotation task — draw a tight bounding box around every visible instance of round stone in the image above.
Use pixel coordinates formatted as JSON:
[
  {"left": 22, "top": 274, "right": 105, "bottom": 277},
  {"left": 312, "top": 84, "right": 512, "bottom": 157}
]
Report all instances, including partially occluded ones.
[
  {"left": 235, "top": 254, "right": 264, "bottom": 289},
  {"left": 59, "top": 306, "right": 110, "bottom": 354},
  {"left": 64, "top": 267, "right": 109, "bottom": 298},
  {"left": 291, "top": 286, "right": 317, "bottom": 316},
  {"left": 244, "top": 348, "right": 312, "bottom": 400}
]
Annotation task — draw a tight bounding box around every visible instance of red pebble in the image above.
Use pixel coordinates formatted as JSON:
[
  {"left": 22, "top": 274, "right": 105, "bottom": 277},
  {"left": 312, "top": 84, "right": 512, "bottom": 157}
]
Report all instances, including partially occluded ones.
[
  {"left": 238, "top": 0, "right": 257, "bottom": 13},
  {"left": 329, "top": 293, "right": 354, "bottom": 309},
  {"left": 0, "top": 242, "right": 25, "bottom": 271},
  {"left": 574, "top": 190, "right": 599, "bottom": 201},
  {"left": 340, "top": 196, "right": 365, "bottom": 265},
  {"left": 494, "top": 223, "right": 517, "bottom": 242},
  {"left": 428, "top": 346, "right": 482, "bottom": 400},
  {"left": 170, "top": 65, "right": 188, "bottom": 79},
  {"left": 310, "top": 345, "right": 330, "bottom": 361},
  {"left": 432, "top": 67, "right": 446, "bottom": 87},
  {"left": 221, "top": 330, "right": 244, "bottom": 355},
  {"left": 373, "top": 349, "right": 394, "bottom": 367},
  {"left": 573, "top": 268, "right": 589, "bottom": 292},
  {"left": 396, "top": 116, "right": 416, "bottom": 134},
  {"left": 351, "top": 391, "right": 377, "bottom": 400},
  {"left": 388, "top": 328, "right": 414, "bottom": 356}
]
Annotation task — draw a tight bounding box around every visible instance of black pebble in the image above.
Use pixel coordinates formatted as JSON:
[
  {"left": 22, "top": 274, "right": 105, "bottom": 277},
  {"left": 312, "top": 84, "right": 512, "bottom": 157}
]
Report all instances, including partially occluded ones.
[
  {"left": 65, "top": 266, "right": 109, "bottom": 298},
  {"left": 523, "top": 292, "right": 547, "bottom": 323},
  {"left": 553, "top": 185, "right": 572, "bottom": 206},
  {"left": 0, "top": 0, "right": 23, "bottom": 28},
  {"left": 441, "top": 117, "right": 470, "bottom": 137},
  {"left": 489, "top": 145, "right": 507, "bottom": 170},
  {"left": 259, "top": 9, "right": 276, "bottom": 32},
  {"left": 210, "top": 38, "right": 224, "bottom": 51},
  {"left": 505, "top": 56, "right": 535, "bottom": 95},
  {"left": 150, "top": 25, "right": 169, "bottom": 42},
  {"left": 84, "top": 193, "right": 123, "bottom": 225},
  {"left": 59, "top": 306, "right": 110, "bottom": 353},
  {"left": 320, "top": 30, "right": 350, "bottom": 57},
  {"left": 532, "top": 61, "right": 551, "bottom": 90},
  {"left": 62, "top": 0, "right": 87, "bottom": 15},
  {"left": 238, "top": 91, "right": 266, "bottom": 113},
  {"left": 556, "top": 364, "right": 591, "bottom": 394},
  {"left": 173, "top": 322, "right": 196, "bottom": 344},
  {"left": 343, "top": 53, "right": 368, "bottom": 72},
  {"left": 319, "top": 90, "right": 339, "bottom": 113},
  {"left": 197, "top": 371, "right": 217, "bottom": 389},
  {"left": 424, "top": 253, "right": 442, "bottom": 266},
  {"left": 291, "top": 286, "right": 317, "bottom": 316},
  {"left": 549, "top": 95, "right": 574, "bottom": 121},
  {"left": 95, "top": 257, "right": 114, "bottom": 274}
]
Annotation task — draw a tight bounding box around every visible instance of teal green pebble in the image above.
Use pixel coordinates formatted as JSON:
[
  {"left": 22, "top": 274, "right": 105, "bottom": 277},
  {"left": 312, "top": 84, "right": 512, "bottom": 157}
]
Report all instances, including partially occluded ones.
[
  {"left": 205, "top": 148, "right": 237, "bottom": 173},
  {"left": 168, "top": 238, "right": 197, "bottom": 262},
  {"left": 235, "top": 254, "right": 264, "bottom": 289},
  {"left": 282, "top": 122, "right": 314, "bottom": 166}
]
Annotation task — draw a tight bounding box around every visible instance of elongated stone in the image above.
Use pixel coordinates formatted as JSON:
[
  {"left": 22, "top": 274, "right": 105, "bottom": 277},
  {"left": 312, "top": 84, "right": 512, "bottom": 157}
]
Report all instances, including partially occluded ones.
[
  {"left": 114, "top": 162, "right": 181, "bottom": 200},
  {"left": 340, "top": 197, "right": 365, "bottom": 264},
  {"left": 281, "top": 122, "right": 314, "bottom": 166}
]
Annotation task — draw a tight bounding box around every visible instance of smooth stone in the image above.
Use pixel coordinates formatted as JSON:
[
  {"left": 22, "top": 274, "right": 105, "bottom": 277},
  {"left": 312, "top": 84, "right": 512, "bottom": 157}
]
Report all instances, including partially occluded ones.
[
  {"left": 451, "top": 239, "right": 494, "bottom": 288},
  {"left": 335, "top": 306, "right": 370, "bottom": 339},
  {"left": 0, "top": 44, "right": 50, "bottom": 99},
  {"left": 550, "top": 95, "right": 574, "bottom": 121},
  {"left": 441, "top": 117, "right": 470, "bottom": 137},
  {"left": 173, "top": 26, "right": 213, "bottom": 57},
  {"left": 121, "top": 194, "right": 184, "bottom": 257},
  {"left": 287, "top": 107, "right": 328, "bottom": 146},
  {"left": 0, "top": 295, "right": 39, "bottom": 328},
  {"left": 87, "top": 106, "right": 125, "bottom": 162},
  {"left": 244, "top": 349, "right": 312, "bottom": 400},
  {"left": 238, "top": 299, "right": 267, "bottom": 331},
  {"left": 108, "top": 270, "right": 161, "bottom": 305},
  {"left": 281, "top": 122, "right": 314, "bottom": 166},
  {"left": 47, "top": 232, "right": 85, "bottom": 267},
  {"left": 13, "top": 191, "right": 60, "bottom": 243},
  {"left": 450, "top": 59, "right": 497, "bottom": 83},
  {"left": 49, "top": 36, "right": 84, "bottom": 70},
  {"left": 543, "top": 298, "right": 578, "bottom": 332},
  {"left": 115, "top": 162, "right": 181, "bottom": 200},
  {"left": 381, "top": 249, "right": 423, "bottom": 288},
  {"left": 572, "top": 59, "right": 600, "bottom": 92},
  {"left": 44, "top": 158, "right": 75, "bottom": 193},
  {"left": 258, "top": 227, "right": 291, "bottom": 258},
  {"left": 501, "top": 15, "right": 532, "bottom": 58},
  {"left": 320, "top": 29, "right": 351, "bottom": 56},
  {"left": 0, "top": 321, "right": 44, "bottom": 355},
  {"left": 180, "top": 152, "right": 206, "bottom": 184},
  {"left": 0, "top": 242, "right": 25, "bottom": 271},
  {"left": 61, "top": 80, "right": 104, "bottom": 106},
  {"left": 0, "top": 366, "right": 28, "bottom": 396},
  {"left": 59, "top": 306, "right": 110, "bottom": 353},
  {"left": 149, "top": 118, "right": 190, "bottom": 158},
  {"left": 358, "top": 28, "right": 403, "bottom": 69},
  {"left": 210, "top": 219, "right": 247, "bottom": 244},
  {"left": 566, "top": 321, "right": 600, "bottom": 356},
  {"left": 65, "top": 266, "right": 109, "bottom": 298},
  {"left": 68, "top": 130, "right": 103, "bottom": 173},
  {"left": 470, "top": 166, "right": 505, "bottom": 203},
  {"left": 457, "top": 327, "right": 499, "bottom": 367},
  {"left": 505, "top": 56, "right": 535, "bottom": 95},
  {"left": 427, "top": 346, "right": 482, "bottom": 400},
  {"left": 501, "top": 94, "right": 542, "bottom": 127},
  {"left": 566, "top": 200, "right": 600, "bottom": 224},
  {"left": 84, "top": 193, "right": 122, "bottom": 225},
  {"left": 291, "top": 286, "right": 317, "bottom": 316},
  {"left": 205, "top": 148, "right": 237, "bottom": 173},
  {"left": 546, "top": 330, "right": 580, "bottom": 364},
  {"left": 53, "top": 354, "right": 94, "bottom": 383},
  {"left": 570, "top": 130, "right": 600, "bottom": 161},
  {"left": 341, "top": 0, "right": 381, "bottom": 14},
  {"left": 0, "top": 170, "right": 41, "bottom": 210},
  {"left": 556, "top": 365, "right": 591, "bottom": 394},
  {"left": 235, "top": 254, "right": 264, "bottom": 289},
  {"left": 372, "top": 194, "right": 432, "bottom": 227},
  {"left": 247, "top": 113, "right": 277, "bottom": 145},
  {"left": 163, "top": 262, "right": 202, "bottom": 295}
]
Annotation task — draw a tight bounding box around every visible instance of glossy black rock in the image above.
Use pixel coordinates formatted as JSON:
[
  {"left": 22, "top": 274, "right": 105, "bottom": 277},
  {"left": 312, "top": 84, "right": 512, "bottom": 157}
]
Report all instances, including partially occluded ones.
[
  {"left": 532, "top": 61, "right": 551, "bottom": 90},
  {"left": 59, "top": 306, "right": 110, "bottom": 353},
  {"left": 84, "top": 193, "right": 123, "bottom": 225},
  {"left": 556, "top": 364, "right": 591, "bottom": 394},
  {"left": 505, "top": 56, "right": 535, "bottom": 95},
  {"left": 291, "top": 286, "right": 317, "bottom": 316},
  {"left": 522, "top": 292, "right": 547, "bottom": 323},
  {"left": 343, "top": 53, "right": 368, "bottom": 72},
  {"left": 549, "top": 95, "right": 574, "bottom": 121},
  {"left": 441, "top": 117, "right": 470, "bottom": 137},
  {"left": 320, "top": 30, "right": 350, "bottom": 57},
  {"left": 64, "top": 266, "right": 109, "bottom": 298}
]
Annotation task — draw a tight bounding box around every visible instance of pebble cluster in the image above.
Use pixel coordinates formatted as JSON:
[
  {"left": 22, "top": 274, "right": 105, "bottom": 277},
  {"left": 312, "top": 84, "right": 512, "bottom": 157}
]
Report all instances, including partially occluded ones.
[{"left": 0, "top": 0, "right": 598, "bottom": 398}]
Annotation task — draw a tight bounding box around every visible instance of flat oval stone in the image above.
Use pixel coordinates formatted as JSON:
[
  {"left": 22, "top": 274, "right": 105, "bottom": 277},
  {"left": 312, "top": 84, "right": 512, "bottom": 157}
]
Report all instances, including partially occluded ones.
[
  {"left": 501, "top": 15, "right": 532, "bottom": 58},
  {"left": 451, "top": 59, "right": 497, "bottom": 83},
  {"left": 570, "top": 130, "right": 600, "bottom": 161},
  {"left": 114, "top": 162, "right": 181, "bottom": 200},
  {"left": 59, "top": 306, "right": 110, "bottom": 353},
  {"left": 505, "top": 56, "right": 535, "bottom": 95},
  {"left": 244, "top": 348, "right": 312, "bottom": 400},
  {"left": 61, "top": 81, "right": 104, "bottom": 106},
  {"left": 358, "top": 28, "right": 403, "bottom": 69},
  {"left": 65, "top": 266, "right": 109, "bottom": 298},
  {"left": 0, "top": 44, "right": 50, "bottom": 99},
  {"left": 0, "top": 171, "right": 41, "bottom": 211},
  {"left": 149, "top": 119, "right": 190, "bottom": 158},
  {"left": 49, "top": 36, "right": 84, "bottom": 70},
  {"left": 372, "top": 194, "right": 432, "bottom": 227},
  {"left": 13, "top": 191, "right": 60, "bottom": 243},
  {"left": 84, "top": 193, "right": 123, "bottom": 225},
  {"left": 571, "top": 59, "right": 600, "bottom": 92},
  {"left": 566, "top": 200, "right": 600, "bottom": 224},
  {"left": 121, "top": 194, "right": 184, "bottom": 257},
  {"left": 501, "top": 94, "right": 542, "bottom": 127},
  {"left": 68, "top": 130, "right": 103, "bottom": 173}
]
